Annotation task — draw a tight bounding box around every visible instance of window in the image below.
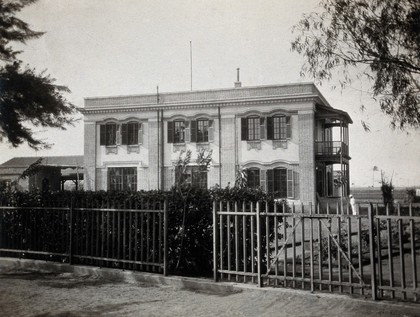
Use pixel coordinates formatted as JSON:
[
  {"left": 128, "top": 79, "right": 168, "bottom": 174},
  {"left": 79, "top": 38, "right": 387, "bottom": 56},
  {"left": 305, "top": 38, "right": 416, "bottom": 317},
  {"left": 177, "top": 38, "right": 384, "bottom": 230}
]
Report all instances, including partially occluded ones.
[
  {"left": 248, "top": 117, "right": 260, "bottom": 140},
  {"left": 108, "top": 167, "right": 137, "bottom": 191},
  {"left": 168, "top": 120, "right": 185, "bottom": 143},
  {"left": 241, "top": 116, "right": 265, "bottom": 141},
  {"left": 121, "top": 122, "right": 141, "bottom": 145},
  {"left": 246, "top": 168, "right": 260, "bottom": 188},
  {"left": 197, "top": 119, "right": 209, "bottom": 142},
  {"left": 267, "top": 115, "right": 291, "bottom": 140},
  {"left": 175, "top": 166, "right": 207, "bottom": 189},
  {"left": 100, "top": 123, "right": 117, "bottom": 146},
  {"left": 267, "top": 168, "right": 288, "bottom": 198}
]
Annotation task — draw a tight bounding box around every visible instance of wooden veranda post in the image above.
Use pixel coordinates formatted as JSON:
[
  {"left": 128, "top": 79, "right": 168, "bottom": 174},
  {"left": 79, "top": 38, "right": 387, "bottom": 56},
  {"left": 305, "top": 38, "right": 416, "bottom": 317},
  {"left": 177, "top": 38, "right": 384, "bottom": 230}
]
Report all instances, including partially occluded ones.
[
  {"left": 213, "top": 201, "right": 218, "bottom": 282},
  {"left": 368, "top": 203, "right": 377, "bottom": 300}
]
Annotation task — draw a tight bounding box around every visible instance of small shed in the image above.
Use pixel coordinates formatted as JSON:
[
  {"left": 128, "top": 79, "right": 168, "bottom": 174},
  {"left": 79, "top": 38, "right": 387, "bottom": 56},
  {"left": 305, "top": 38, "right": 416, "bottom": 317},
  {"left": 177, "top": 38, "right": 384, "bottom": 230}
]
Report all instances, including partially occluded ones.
[{"left": 0, "top": 156, "right": 84, "bottom": 191}]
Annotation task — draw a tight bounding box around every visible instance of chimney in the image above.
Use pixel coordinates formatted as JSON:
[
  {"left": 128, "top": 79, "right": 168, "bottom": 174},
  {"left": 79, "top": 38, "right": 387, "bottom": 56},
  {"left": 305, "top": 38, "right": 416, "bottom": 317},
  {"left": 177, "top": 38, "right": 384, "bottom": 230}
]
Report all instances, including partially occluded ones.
[{"left": 234, "top": 68, "right": 242, "bottom": 88}]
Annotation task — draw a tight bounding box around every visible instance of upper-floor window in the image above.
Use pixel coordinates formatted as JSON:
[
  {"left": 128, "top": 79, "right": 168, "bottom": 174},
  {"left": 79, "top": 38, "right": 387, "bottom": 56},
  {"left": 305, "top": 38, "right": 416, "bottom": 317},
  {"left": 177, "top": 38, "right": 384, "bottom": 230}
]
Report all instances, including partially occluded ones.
[
  {"left": 121, "top": 121, "right": 141, "bottom": 145},
  {"left": 197, "top": 119, "right": 209, "bottom": 142},
  {"left": 168, "top": 120, "right": 185, "bottom": 143},
  {"left": 241, "top": 116, "right": 265, "bottom": 141},
  {"left": 267, "top": 115, "right": 291, "bottom": 140},
  {"left": 100, "top": 123, "right": 117, "bottom": 146},
  {"left": 246, "top": 168, "right": 260, "bottom": 188}
]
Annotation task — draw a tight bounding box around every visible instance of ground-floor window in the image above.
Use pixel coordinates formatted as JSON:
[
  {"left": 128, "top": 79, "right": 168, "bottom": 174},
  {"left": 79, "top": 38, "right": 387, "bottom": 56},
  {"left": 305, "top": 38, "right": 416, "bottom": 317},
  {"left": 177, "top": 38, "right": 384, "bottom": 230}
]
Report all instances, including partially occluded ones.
[
  {"left": 246, "top": 168, "right": 260, "bottom": 188},
  {"left": 108, "top": 167, "right": 137, "bottom": 191},
  {"left": 175, "top": 166, "right": 207, "bottom": 189}
]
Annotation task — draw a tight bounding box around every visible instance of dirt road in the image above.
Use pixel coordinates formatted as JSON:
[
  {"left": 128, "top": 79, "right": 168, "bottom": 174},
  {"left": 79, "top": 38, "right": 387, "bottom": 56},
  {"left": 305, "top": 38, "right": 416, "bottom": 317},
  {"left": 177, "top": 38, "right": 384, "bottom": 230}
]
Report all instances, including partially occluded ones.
[{"left": 0, "top": 269, "right": 419, "bottom": 317}]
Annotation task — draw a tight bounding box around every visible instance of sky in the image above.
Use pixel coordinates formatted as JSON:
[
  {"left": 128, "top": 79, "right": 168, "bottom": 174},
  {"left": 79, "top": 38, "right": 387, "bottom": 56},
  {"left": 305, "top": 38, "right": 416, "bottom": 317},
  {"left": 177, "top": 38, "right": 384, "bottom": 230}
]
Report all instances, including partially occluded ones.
[{"left": 0, "top": 0, "right": 419, "bottom": 188}]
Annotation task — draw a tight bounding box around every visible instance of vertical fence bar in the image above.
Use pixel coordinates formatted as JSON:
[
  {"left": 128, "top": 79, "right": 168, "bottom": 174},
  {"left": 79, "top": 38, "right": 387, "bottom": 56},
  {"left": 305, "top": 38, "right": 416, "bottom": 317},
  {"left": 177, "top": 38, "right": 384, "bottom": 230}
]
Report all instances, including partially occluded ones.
[
  {"left": 69, "top": 202, "right": 73, "bottom": 265},
  {"left": 235, "top": 201, "right": 239, "bottom": 282},
  {"left": 397, "top": 204, "right": 406, "bottom": 300},
  {"left": 281, "top": 203, "right": 285, "bottom": 287},
  {"left": 409, "top": 204, "right": 417, "bottom": 301},
  {"left": 375, "top": 205, "right": 383, "bottom": 298},
  {"left": 310, "top": 203, "right": 314, "bottom": 292},
  {"left": 292, "top": 203, "right": 296, "bottom": 288},
  {"left": 318, "top": 214, "right": 323, "bottom": 291},
  {"left": 368, "top": 203, "right": 377, "bottom": 300},
  {"left": 358, "top": 214, "right": 364, "bottom": 295},
  {"left": 301, "top": 204, "right": 305, "bottom": 289},
  {"left": 338, "top": 211, "right": 342, "bottom": 293},
  {"left": 256, "top": 201, "right": 262, "bottom": 287},
  {"left": 386, "top": 204, "right": 394, "bottom": 299},
  {"left": 213, "top": 201, "right": 218, "bottom": 282},
  {"left": 251, "top": 201, "right": 255, "bottom": 284},
  {"left": 327, "top": 203, "right": 332, "bottom": 292},
  {"left": 163, "top": 200, "right": 168, "bottom": 276},
  {"left": 219, "top": 201, "right": 224, "bottom": 280},
  {"left": 227, "top": 201, "right": 231, "bottom": 281},
  {"left": 347, "top": 214, "right": 353, "bottom": 294},
  {"left": 265, "top": 201, "right": 270, "bottom": 286},
  {"left": 242, "top": 201, "right": 247, "bottom": 283}
]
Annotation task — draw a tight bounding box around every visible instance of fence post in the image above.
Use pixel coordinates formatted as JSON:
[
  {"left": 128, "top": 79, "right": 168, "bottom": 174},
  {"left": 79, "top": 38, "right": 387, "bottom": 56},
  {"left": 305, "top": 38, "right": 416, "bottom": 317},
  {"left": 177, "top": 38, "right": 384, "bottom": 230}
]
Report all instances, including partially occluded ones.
[
  {"left": 368, "top": 203, "right": 377, "bottom": 300},
  {"left": 256, "top": 201, "right": 262, "bottom": 287},
  {"left": 213, "top": 201, "right": 218, "bottom": 282},
  {"left": 68, "top": 199, "right": 74, "bottom": 265},
  {"left": 163, "top": 199, "right": 168, "bottom": 276}
]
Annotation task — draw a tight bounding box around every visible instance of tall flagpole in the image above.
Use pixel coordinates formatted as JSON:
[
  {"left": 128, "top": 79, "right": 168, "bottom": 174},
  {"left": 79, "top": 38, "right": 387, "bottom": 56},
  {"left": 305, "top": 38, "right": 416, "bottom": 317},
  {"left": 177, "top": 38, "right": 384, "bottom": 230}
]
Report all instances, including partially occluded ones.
[{"left": 190, "top": 41, "right": 193, "bottom": 91}]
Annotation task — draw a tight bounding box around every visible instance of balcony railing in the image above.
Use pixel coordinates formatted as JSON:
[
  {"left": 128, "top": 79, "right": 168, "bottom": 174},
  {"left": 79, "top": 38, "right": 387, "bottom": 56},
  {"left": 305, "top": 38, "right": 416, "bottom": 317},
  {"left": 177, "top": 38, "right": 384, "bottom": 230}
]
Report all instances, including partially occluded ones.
[{"left": 315, "top": 141, "right": 348, "bottom": 157}]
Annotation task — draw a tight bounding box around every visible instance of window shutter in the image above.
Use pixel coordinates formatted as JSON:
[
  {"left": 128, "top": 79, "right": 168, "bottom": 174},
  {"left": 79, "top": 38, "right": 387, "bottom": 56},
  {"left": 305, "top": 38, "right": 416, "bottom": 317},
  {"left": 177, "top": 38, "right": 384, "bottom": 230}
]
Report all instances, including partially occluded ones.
[
  {"left": 121, "top": 123, "right": 128, "bottom": 145},
  {"left": 260, "top": 169, "right": 266, "bottom": 191},
  {"left": 190, "top": 120, "right": 197, "bottom": 142},
  {"left": 286, "top": 116, "right": 292, "bottom": 139},
  {"left": 266, "top": 117, "right": 273, "bottom": 140},
  {"left": 100, "top": 125, "right": 106, "bottom": 145},
  {"left": 116, "top": 125, "right": 121, "bottom": 145},
  {"left": 167, "top": 121, "right": 174, "bottom": 143},
  {"left": 241, "top": 118, "right": 248, "bottom": 141},
  {"left": 260, "top": 117, "right": 266, "bottom": 140},
  {"left": 279, "top": 169, "right": 287, "bottom": 198},
  {"left": 208, "top": 120, "right": 214, "bottom": 142},
  {"left": 267, "top": 169, "right": 274, "bottom": 193},
  {"left": 184, "top": 121, "right": 190, "bottom": 143},
  {"left": 138, "top": 123, "right": 143, "bottom": 144},
  {"left": 287, "top": 169, "right": 294, "bottom": 198}
]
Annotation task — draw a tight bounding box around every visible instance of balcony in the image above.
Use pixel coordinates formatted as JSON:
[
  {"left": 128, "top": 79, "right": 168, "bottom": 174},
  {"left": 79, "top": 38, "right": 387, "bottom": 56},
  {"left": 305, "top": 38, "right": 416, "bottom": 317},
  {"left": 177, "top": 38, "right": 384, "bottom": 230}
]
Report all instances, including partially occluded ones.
[{"left": 315, "top": 141, "right": 349, "bottom": 163}]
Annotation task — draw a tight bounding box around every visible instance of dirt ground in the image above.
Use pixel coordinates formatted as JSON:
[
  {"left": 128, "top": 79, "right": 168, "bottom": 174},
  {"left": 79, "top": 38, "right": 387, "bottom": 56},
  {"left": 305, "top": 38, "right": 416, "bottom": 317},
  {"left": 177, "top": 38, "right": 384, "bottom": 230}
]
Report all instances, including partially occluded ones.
[{"left": 0, "top": 269, "right": 419, "bottom": 317}]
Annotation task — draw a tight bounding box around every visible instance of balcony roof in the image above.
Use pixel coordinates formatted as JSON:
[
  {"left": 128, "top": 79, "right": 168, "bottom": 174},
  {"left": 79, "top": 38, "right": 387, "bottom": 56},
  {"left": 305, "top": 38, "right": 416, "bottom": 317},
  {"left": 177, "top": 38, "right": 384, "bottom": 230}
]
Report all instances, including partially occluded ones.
[{"left": 316, "top": 103, "right": 353, "bottom": 124}]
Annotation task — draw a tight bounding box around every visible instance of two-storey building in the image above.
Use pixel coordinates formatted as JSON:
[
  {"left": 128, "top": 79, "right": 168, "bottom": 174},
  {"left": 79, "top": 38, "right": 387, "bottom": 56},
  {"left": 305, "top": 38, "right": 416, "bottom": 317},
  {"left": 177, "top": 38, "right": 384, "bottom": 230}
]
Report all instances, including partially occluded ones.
[{"left": 81, "top": 81, "right": 352, "bottom": 204}]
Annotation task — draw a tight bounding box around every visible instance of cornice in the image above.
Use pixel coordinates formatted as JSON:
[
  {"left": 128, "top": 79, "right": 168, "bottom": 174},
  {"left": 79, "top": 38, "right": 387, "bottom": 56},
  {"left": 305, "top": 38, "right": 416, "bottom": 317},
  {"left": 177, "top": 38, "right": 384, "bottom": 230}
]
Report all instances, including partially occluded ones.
[{"left": 81, "top": 95, "right": 322, "bottom": 115}]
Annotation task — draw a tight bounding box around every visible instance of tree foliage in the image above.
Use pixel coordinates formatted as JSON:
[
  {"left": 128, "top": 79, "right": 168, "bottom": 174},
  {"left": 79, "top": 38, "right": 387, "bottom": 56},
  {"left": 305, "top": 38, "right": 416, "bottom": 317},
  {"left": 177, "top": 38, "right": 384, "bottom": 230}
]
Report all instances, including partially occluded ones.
[
  {"left": 292, "top": 0, "right": 420, "bottom": 129},
  {"left": 0, "top": 0, "right": 76, "bottom": 149}
]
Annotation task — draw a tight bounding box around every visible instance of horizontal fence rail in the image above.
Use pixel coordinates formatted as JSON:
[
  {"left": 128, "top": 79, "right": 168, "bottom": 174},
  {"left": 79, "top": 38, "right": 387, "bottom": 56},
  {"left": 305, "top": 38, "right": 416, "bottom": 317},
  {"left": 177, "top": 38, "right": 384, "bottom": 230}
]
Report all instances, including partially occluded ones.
[
  {"left": 0, "top": 201, "right": 168, "bottom": 275},
  {"left": 213, "top": 200, "right": 420, "bottom": 303}
]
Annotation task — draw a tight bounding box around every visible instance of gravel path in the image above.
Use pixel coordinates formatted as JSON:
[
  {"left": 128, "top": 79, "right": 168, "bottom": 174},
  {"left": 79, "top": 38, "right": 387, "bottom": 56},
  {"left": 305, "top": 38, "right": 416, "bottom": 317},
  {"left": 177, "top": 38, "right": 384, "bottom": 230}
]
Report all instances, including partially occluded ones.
[{"left": 0, "top": 269, "right": 419, "bottom": 317}]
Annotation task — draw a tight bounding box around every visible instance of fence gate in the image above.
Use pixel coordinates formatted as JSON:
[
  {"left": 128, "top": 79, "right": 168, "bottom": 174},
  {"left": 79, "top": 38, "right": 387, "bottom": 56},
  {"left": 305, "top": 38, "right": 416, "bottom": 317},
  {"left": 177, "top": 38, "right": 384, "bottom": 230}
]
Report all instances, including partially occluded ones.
[{"left": 213, "top": 201, "right": 420, "bottom": 303}]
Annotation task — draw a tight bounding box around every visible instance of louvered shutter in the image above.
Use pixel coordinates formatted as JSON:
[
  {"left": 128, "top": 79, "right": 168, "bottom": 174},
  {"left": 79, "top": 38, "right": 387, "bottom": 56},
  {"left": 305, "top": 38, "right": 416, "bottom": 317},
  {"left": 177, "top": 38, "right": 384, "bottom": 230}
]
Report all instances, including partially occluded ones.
[
  {"left": 116, "top": 125, "right": 121, "bottom": 145},
  {"left": 267, "top": 169, "right": 274, "bottom": 193},
  {"left": 266, "top": 117, "right": 273, "bottom": 140},
  {"left": 287, "top": 169, "right": 294, "bottom": 198},
  {"left": 138, "top": 123, "right": 143, "bottom": 144},
  {"left": 241, "top": 118, "right": 248, "bottom": 141},
  {"left": 100, "top": 125, "right": 106, "bottom": 145},
  {"left": 167, "top": 121, "right": 174, "bottom": 143},
  {"left": 286, "top": 116, "right": 292, "bottom": 139},
  {"left": 190, "top": 120, "right": 197, "bottom": 142},
  {"left": 121, "top": 123, "right": 128, "bottom": 145},
  {"left": 260, "top": 169, "right": 266, "bottom": 191},
  {"left": 208, "top": 120, "right": 214, "bottom": 142},
  {"left": 260, "top": 117, "right": 266, "bottom": 140}
]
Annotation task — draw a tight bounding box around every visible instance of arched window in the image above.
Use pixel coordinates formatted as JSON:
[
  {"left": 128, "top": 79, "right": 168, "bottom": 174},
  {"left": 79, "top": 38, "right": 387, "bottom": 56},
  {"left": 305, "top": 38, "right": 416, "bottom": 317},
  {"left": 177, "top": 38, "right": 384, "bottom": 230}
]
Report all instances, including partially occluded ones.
[
  {"left": 100, "top": 122, "right": 117, "bottom": 146},
  {"left": 246, "top": 168, "right": 260, "bottom": 188}
]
